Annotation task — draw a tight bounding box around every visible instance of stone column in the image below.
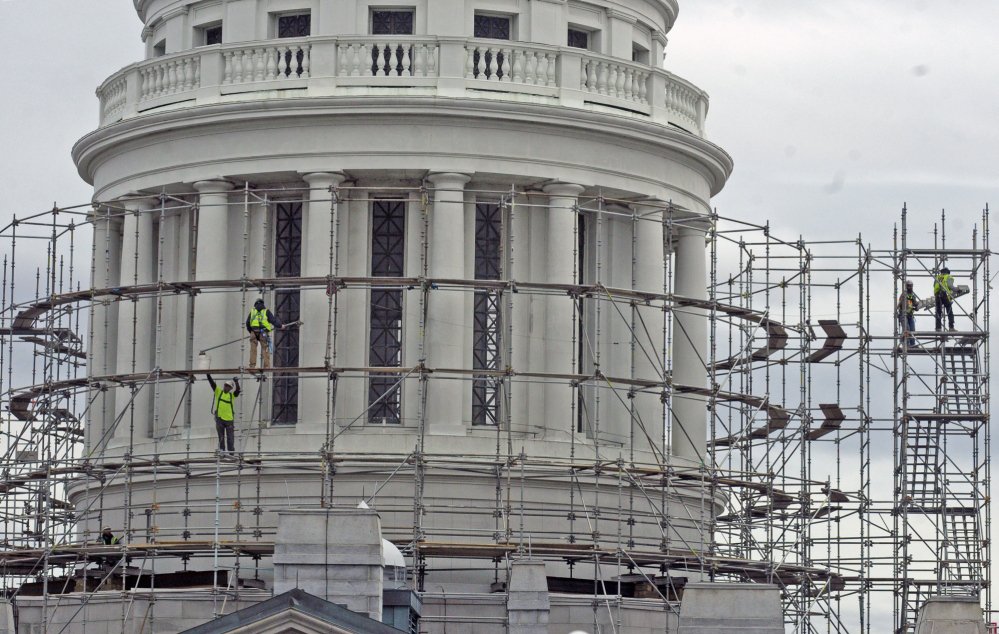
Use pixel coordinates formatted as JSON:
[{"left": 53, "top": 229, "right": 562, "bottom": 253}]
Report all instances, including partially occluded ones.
[
  {"left": 671, "top": 220, "right": 709, "bottom": 462},
  {"left": 299, "top": 172, "right": 347, "bottom": 427},
  {"left": 509, "top": 193, "right": 531, "bottom": 434},
  {"left": 526, "top": 191, "right": 548, "bottom": 435},
  {"left": 274, "top": 507, "right": 384, "bottom": 621},
  {"left": 631, "top": 202, "right": 666, "bottom": 456},
  {"left": 88, "top": 208, "right": 122, "bottom": 453},
  {"left": 192, "top": 180, "right": 234, "bottom": 370},
  {"left": 426, "top": 173, "right": 471, "bottom": 434},
  {"left": 115, "top": 195, "right": 157, "bottom": 442},
  {"left": 542, "top": 183, "right": 585, "bottom": 437}
]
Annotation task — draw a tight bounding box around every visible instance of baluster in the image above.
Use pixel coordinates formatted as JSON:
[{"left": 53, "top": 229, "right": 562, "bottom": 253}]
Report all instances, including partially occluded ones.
[
  {"left": 537, "top": 53, "right": 549, "bottom": 87},
  {"left": 256, "top": 48, "right": 267, "bottom": 81},
  {"left": 623, "top": 68, "right": 633, "bottom": 101},
  {"left": 487, "top": 47, "right": 499, "bottom": 80},
  {"left": 414, "top": 44, "right": 426, "bottom": 77},
  {"left": 193, "top": 59, "right": 201, "bottom": 89},
  {"left": 607, "top": 65, "right": 619, "bottom": 98},
  {"left": 270, "top": 46, "right": 282, "bottom": 80},
  {"left": 546, "top": 53, "right": 557, "bottom": 86},
  {"left": 465, "top": 46, "right": 475, "bottom": 79},
  {"left": 579, "top": 60, "right": 587, "bottom": 90},
  {"left": 337, "top": 45, "right": 346, "bottom": 76},
  {"left": 597, "top": 62, "right": 609, "bottom": 95},
  {"left": 388, "top": 42, "right": 400, "bottom": 77},
  {"left": 512, "top": 49, "right": 524, "bottom": 83},
  {"left": 499, "top": 48, "right": 510, "bottom": 81},
  {"left": 350, "top": 45, "right": 362, "bottom": 77},
  {"left": 276, "top": 46, "right": 287, "bottom": 79},
  {"left": 638, "top": 72, "right": 648, "bottom": 103},
  {"left": 301, "top": 45, "right": 311, "bottom": 77},
  {"left": 234, "top": 50, "right": 246, "bottom": 84},
  {"left": 170, "top": 60, "right": 181, "bottom": 94},
  {"left": 401, "top": 44, "right": 411, "bottom": 77},
  {"left": 476, "top": 47, "right": 487, "bottom": 79},
  {"left": 181, "top": 58, "right": 192, "bottom": 91},
  {"left": 587, "top": 60, "right": 598, "bottom": 91},
  {"left": 138, "top": 69, "right": 148, "bottom": 99},
  {"left": 429, "top": 45, "right": 438, "bottom": 76},
  {"left": 152, "top": 65, "right": 163, "bottom": 97},
  {"left": 614, "top": 65, "right": 625, "bottom": 98},
  {"left": 360, "top": 44, "right": 370, "bottom": 76},
  {"left": 525, "top": 51, "right": 537, "bottom": 85},
  {"left": 223, "top": 51, "right": 234, "bottom": 84},
  {"left": 374, "top": 44, "right": 387, "bottom": 77}
]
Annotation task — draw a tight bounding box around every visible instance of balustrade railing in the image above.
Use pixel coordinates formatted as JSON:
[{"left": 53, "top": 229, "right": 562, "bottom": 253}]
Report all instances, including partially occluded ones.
[
  {"left": 580, "top": 56, "right": 650, "bottom": 106},
  {"left": 98, "top": 76, "right": 127, "bottom": 125},
  {"left": 337, "top": 40, "right": 438, "bottom": 77},
  {"left": 223, "top": 42, "right": 311, "bottom": 86},
  {"left": 139, "top": 54, "right": 201, "bottom": 103},
  {"left": 94, "top": 36, "right": 708, "bottom": 136},
  {"left": 464, "top": 42, "right": 557, "bottom": 87}
]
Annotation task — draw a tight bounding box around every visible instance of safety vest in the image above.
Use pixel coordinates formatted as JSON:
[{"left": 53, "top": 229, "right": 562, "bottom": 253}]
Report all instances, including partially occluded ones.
[
  {"left": 102, "top": 534, "right": 121, "bottom": 545},
  {"left": 933, "top": 273, "right": 954, "bottom": 298},
  {"left": 248, "top": 308, "right": 273, "bottom": 331},
  {"left": 904, "top": 291, "right": 918, "bottom": 315},
  {"left": 214, "top": 387, "right": 235, "bottom": 421}
]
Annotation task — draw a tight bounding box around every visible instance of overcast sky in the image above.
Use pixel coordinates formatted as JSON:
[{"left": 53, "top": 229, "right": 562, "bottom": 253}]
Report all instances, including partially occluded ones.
[{"left": 1, "top": 1, "right": 996, "bottom": 629}]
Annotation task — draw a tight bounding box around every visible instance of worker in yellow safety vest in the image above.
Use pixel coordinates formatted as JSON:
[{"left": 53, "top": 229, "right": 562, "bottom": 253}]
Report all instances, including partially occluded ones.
[
  {"left": 245, "top": 298, "right": 283, "bottom": 369},
  {"left": 933, "top": 267, "right": 956, "bottom": 332},
  {"left": 208, "top": 374, "right": 241, "bottom": 454}
]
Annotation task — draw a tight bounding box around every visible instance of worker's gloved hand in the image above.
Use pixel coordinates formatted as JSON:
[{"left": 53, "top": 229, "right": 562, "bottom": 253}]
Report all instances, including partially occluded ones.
[{"left": 232, "top": 376, "right": 239, "bottom": 384}]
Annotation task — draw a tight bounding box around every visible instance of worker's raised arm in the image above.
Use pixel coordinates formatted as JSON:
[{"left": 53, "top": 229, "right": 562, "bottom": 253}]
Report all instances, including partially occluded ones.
[
  {"left": 232, "top": 377, "right": 242, "bottom": 397},
  {"left": 268, "top": 309, "right": 284, "bottom": 329},
  {"left": 207, "top": 374, "right": 217, "bottom": 391}
]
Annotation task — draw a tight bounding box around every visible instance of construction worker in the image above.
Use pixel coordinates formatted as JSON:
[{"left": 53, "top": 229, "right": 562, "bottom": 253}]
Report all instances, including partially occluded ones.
[
  {"left": 933, "top": 266, "right": 956, "bottom": 331},
  {"left": 246, "top": 298, "right": 282, "bottom": 369},
  {"left": 96, "top": 526, "right": 123, "bottom": 568},
  {"left": 207, "top": 374, "right": 241, "bottom": 454},
  {"left": 896, "top": 280, "right": 919, "bottom": 347}
]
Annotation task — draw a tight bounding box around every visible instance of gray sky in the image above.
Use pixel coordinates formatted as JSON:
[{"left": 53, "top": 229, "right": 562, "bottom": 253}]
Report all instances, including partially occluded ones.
[{"left": 1, "top": 1, "right": 996, "bottom": 629}]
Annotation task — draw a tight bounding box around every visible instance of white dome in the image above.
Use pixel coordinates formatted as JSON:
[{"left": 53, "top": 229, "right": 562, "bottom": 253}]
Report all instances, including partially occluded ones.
[{"left": 382, "top": 538, "right": 405, "bottom": 569}]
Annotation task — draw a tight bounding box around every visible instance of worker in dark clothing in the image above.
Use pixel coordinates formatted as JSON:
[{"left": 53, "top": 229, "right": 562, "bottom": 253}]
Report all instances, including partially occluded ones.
[
  {"left": 897, "top": 280, "right": 919, "bottom": 347},
  {"left": 933, "top": 267, "right": 956, "bottom": 331},
  {"left": 246, "top": 298, "right": 283, "bottom": 369},
  {"left": 208, "top": 374, "right": 241, "bottom": 454}
]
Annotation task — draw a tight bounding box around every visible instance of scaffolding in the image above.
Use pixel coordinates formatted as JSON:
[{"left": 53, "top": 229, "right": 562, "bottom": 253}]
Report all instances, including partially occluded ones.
[{"left": 0, "top": 186, "right": 990, "bottom": 633}]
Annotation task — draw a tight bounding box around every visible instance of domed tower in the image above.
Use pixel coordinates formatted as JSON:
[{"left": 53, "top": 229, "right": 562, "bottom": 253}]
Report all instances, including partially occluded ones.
[{"left": 72, "top": 0, "right": 731, "bottom": 628}]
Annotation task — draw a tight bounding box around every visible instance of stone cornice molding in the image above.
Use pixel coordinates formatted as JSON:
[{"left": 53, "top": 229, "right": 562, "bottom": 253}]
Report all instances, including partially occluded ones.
[
  {"left": 160, "top": 5, "right": 191, "bottom": 21},
  {"left": 74, "top": 97, "right": 732, "bottom": 197},
  {"left": 530, "top": 0, "right": 567, "bottom": 5},
  {"left": 140, "top": 26, "right": 154, "bottom": 42},
  {"left": 605, "top": 9, "right": 638, "bottom": 24}
]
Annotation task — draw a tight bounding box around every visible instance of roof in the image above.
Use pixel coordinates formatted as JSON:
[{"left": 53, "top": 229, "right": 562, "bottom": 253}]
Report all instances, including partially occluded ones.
[{"left": 180, "top": 589, "right": 403, "bottom": 634}]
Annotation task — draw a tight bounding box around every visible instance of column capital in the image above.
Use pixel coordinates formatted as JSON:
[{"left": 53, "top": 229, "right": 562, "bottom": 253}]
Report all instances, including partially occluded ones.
[
  {"left": 193, "top": 179, "right": 235, "bottom": 194},
  {"left": 542, "top": 182, "right": 585, "bottom": 197},
  {"left": 426, "top": 172, "right": 472, "bottom": 187},
  {"left": 118, "top": 193, "right": 158, "bottom": 211},
  {"left": 300, "top": 171, "right": 348, "bottom": 187}
]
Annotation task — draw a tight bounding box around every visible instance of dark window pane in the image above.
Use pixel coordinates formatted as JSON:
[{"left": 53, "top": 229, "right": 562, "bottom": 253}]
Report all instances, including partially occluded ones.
[
  {"left": 272, "top": 201, "right": 302, "bottom": 426},
  {"left": 368, "top": 200, "right": 406, "bottom": 425},
  {"left": 472, "top": 202, "right": 502, "bottom": 426},
  {"left": 372, "top": 10, "right": 414, "bottom": 35},
  {"left": 205, "top": 26, "right": 223, "bottom": 45},
  {"left": 474, "top": 14, "right": 511, "bottom": 40},
  {"left": 567, "top": 29, "right": 589, "bottom": 50},
  {"left": 278, "top": 13, "right": 311, "bottom": 38}
]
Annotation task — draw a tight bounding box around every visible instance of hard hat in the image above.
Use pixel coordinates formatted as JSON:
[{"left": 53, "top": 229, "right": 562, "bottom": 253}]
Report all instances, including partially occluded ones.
[
  {"left": 905, "top": 280, "right": 913, "bottom": 286},
  {"left": 102, "top": 526, "right": 112, "bottom": 532},
  {"left": 940, "top": 267, "right": 950, "bottom": 274},
  {"left": 223, "top": 381, "right": 233, "bottom": 390},
  {"left": 254, "top": 298, "right": 265, "bottom": 308}
]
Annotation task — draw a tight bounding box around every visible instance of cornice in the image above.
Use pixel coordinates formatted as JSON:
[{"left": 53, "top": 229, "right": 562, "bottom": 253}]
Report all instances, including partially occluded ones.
[{"left": 73, "top": 96, "right": 732, "bottom": 196}]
